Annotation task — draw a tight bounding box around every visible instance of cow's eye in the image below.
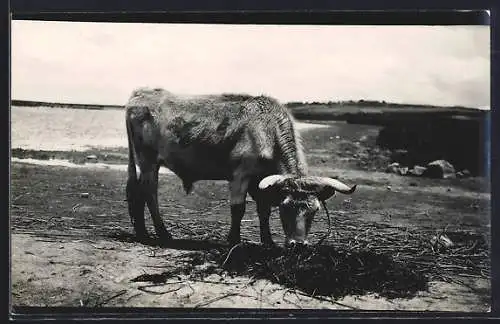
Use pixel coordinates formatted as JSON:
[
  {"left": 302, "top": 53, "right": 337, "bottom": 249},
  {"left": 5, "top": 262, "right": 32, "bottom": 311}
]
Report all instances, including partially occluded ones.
[
  {"left": 305, "top": 199, "right": 321, "bottom": 211},
  {"left": 281, "top": 194, "right": 299, "bottom": 207}
]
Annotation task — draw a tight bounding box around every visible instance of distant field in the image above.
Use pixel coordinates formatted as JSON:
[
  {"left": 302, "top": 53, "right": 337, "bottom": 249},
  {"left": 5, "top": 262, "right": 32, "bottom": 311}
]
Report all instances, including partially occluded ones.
[{"left": 287, "top": 104, "right": 486, "bottom": 124}]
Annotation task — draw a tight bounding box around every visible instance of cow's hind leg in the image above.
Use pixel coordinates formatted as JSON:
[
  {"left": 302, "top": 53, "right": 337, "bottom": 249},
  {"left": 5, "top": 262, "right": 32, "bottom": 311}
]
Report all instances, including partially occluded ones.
[
  {"left": 126, "top": 173, "right": 147, "bottom": 240},
  {"left": 126, "top": 113, "right": 149, "bottom": 240},
  {"left": 142, "top": 164, "right": 172, "bottom": 242}
]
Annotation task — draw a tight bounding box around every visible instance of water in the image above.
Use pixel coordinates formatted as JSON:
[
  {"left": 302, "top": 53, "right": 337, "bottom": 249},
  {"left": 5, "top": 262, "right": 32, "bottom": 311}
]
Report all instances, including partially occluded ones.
[
  {"left": 11, "top": 106, "right": 328, "bottom": 152},
  {"left": 12, "top": 106, "right": 129, "bottom": 151}
]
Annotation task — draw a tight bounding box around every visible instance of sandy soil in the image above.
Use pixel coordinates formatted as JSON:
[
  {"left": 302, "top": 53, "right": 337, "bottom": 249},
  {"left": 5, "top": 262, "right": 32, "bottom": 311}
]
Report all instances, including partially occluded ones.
[{"left": 11, "top": 232, "right": 489, "bottom": 311}]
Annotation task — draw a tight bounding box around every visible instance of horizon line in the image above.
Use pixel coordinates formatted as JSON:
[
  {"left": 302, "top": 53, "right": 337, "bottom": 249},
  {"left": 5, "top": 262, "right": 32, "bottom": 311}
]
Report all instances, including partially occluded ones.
[{"left": 10, "top": 98, "right": 489, "bottom": 111}]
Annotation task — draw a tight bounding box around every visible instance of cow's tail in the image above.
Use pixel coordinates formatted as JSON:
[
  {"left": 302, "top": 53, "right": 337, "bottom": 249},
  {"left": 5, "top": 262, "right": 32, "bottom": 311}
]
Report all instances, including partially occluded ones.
[{"left": 126, "top": 115, "right": 138, "bottom": 182}]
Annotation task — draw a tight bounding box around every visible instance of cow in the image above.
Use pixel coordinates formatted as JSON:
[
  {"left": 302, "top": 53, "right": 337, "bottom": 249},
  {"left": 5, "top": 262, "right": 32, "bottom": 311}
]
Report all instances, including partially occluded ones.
[{"left": 125, "top": 87, "right": 356, "bottom": 246}]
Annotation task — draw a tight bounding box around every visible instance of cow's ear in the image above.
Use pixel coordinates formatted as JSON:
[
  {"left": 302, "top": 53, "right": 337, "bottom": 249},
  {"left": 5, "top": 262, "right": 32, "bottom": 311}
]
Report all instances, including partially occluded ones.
[{"left": 316, "top": 187, "right": 336, "bottom": 202}]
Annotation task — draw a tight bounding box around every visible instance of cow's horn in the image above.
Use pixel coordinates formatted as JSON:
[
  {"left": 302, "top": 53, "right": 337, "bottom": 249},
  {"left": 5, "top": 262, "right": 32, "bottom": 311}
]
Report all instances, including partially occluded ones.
[
  {"left": 258, "top": 175, "right": 289, "bottom": 190},
  {"left": 300, "top": 176, "right": 356, "bottom": 195},
  {"left": 317, "top": 177, "right": 356, "bottom": 194}
]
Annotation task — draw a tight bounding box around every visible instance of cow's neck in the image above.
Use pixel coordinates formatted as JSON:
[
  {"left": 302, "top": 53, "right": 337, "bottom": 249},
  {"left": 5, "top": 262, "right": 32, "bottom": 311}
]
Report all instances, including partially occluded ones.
[
  {"left": 279, "top": 156, "right": 307, "bottom": 176},
  {"left": 275, "top": 115, "right": 308, "bottom": 177},
  {"left": 277, "top": 136, "right": 308, "bottom": 177}
]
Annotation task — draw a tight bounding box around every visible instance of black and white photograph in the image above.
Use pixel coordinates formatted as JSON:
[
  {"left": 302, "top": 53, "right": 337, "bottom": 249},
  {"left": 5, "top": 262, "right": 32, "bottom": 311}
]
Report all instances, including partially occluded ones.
[{"left": 10, "top": 19, "right": 491, "bottom": 311}]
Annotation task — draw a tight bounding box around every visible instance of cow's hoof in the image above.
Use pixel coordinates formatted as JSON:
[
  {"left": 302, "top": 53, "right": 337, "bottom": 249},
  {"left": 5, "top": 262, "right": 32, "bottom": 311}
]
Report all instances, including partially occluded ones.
[
  {"left": 157, "top": 230, "right": 173, "bottom": 242},
  {"left": 262, "top": 240, "right": 276, "bottom": 248},
  {"left": 227, "top": 235, "right": 241, "bottom": 247},
  {"left": 136, "top": 234, "right": 153, "bottom": 245},
  {"left": 227, "top": 240, "right": 241, "bottom": 247},
  {"left": 135, "top": 230, "right": 149, "bottom": 240},
  {"left": 155, "top": 235, "right": 173, "bottom": 248}
]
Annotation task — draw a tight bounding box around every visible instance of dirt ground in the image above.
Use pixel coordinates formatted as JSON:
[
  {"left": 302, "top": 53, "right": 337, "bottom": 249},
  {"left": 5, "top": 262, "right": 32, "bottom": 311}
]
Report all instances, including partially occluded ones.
[{"left": 10, "top": 120, "right": 491, "bottom": 312}]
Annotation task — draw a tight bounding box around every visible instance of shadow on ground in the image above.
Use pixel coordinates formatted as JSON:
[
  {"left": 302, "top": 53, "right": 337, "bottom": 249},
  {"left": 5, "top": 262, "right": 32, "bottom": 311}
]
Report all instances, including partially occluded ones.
[{"left": 109, "top": 230, "right": 228, "bottom": 251}]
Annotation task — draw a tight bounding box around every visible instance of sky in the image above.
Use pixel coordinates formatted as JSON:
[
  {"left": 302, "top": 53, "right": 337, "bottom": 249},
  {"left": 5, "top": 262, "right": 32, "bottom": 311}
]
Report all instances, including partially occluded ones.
[{"left": 11, "top": 20, "right": 490, "bottom": 108}]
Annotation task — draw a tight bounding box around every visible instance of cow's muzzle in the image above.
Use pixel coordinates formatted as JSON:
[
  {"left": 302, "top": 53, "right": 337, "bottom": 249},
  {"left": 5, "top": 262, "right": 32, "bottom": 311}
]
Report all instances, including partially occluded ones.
[{"left": 285, "top": 238, "right": 310, "bottom": 247}]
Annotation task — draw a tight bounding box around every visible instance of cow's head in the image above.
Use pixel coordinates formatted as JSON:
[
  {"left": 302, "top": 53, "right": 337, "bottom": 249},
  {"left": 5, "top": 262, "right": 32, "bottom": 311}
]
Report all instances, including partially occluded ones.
[{"left": 259, "top": 175, "right": 356, "bottom": 246}]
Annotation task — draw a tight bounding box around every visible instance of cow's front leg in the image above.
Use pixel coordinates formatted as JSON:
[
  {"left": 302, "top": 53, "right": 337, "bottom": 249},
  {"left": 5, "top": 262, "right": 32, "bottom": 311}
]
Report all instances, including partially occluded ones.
[
  {"left": 227, "top": 177, "right": 249, "bottom": 246},
  {"left": 142, "top": 165, "right": 172, "bottom": 242},
  {"left": 248, "top": 183, "right": 275, "bottom": 246},
  {"left": 256, "top": 201, "right": 274, "bottom": 246}
]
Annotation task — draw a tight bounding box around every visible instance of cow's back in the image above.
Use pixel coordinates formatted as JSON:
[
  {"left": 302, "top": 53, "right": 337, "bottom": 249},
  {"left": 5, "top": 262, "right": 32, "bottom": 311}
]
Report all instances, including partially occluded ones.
[
  {"left": 126, "top": 88, "right": 290, "bottom": 144},
  {"left": 126, "top": 87, "right": 306, "bottom": 179}
]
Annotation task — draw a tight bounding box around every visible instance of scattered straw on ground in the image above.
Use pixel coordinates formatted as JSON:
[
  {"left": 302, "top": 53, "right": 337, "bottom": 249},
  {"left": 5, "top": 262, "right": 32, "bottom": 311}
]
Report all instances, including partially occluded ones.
[{"left": 126, "top": 214, "right": 489, "bottom": 300}]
